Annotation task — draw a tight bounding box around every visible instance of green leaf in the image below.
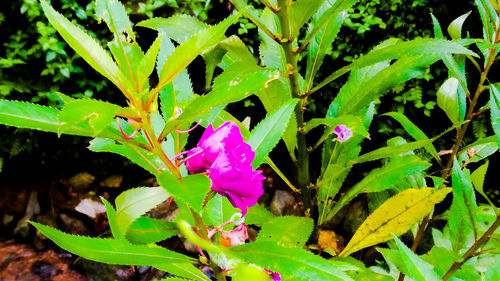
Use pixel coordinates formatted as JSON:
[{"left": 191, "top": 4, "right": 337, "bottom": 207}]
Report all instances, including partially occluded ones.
[
  {"left": 95, "top": 0, "right": 134, "bottom": 38},
  {"left": 115, "top": 186, "right": 170, "bottom": 234},
  {"left": 40, "top": 0, "right": 130, "bottom": 93},
  {"left": 154, "top": 263, "right": 211, "bottom": 281},
  {"left": 327, "top": 156, "right": 430, "bottom": 221},
  {"left": 289, "top": 0, "right": 325, "bottom": 37},
  {"left": 430, "top": 13, "right": 444, "bottom": 38},
  {"left": 470, "top": 160, "right": 496, "bottom": 209},
  {"left": 258, "top": 8, "right": 285, "bottom": 71},
  {"left": 137, "top": 14, "right": 209, "bottom": 43},
  {"left": 475, "top": 0, "right": 498, "bottom": 42},
  {"left": 449, "top": 158, "right": 478, "bottom": 249},
  {"left": 437, "top": 77, "right": 461, "bottom": 124},
  {"left": 350, "top": 39, "right": 477, "bottom": 69},
  {"left": 388, "top": 234, "right": 440, "bottom": 281},
  {"left": 137, "top": 35, "right": 162, "bottom": 91},
  {"left": 340, "top": 55, "right": 442, "bottom": 116},
  {"left": 304, "top": 1, "right": 348, "bottom": 91},
  {"left": 443, "top": 54, "right": 468, "bottom": 116},
  {"left": 339, "top": 188, "right": 451, "bottom": 257},
  {"left": 305, "top": 115, "right": 368, "bottom": 137},
  {"left": 0, "top": 100, "right": 61, "bottom": 132},
  {"left": 155, "top": 14, "right": 238, "bottom": 93},
  {"left": 383, "top": 112, "right": 441, "bottom": 163},
  {"left": 202, "top": 194, "right": 239, "bottom": 227},
  {"left": 89, "top": 137, "right": 161, "bottom": 175},
  {"left": 101, "top": 197, "right": 123, "bottom": 239},
  {"left": 157, "top": 173, "right": 211, "bottom": 214},
  {"left": 257, "top": 216, "right": 313, "bottom": 248},
  {"left": 231, "top": 242, "right": 353, "bottom": 281},
  {"left": 247, "top": 99, "right": 298, "bottom": 168},
  {"left": 0, "top": 100, "right": 134, "bottom": 141},
  {"left": 160, "top": 63, "right": 280, "bottom": 137},
  {"left": 244, "top": 204, "right": 275, "bottom": 227},
  {"left": 232, "top": 262, "right": 270, "bottom": 281},
  {"left": 471, "top": 161, "right": 488, "bottom": 195},
  {"left": 108, "top": 39, "right": 145, "bottom": 94},
  {"left": 255, "top": 77, "right": 296, "bottom": 160},
  {"left": 301, "top": 0, "right": 359, "bottom": 57},
  {"left": 351, "top": 139, "right": 435, "bottom": 165},
  {"left": 58, "top": 99, "right": 119, "bottom": 136},
  {"left": 157, "top": 35, "right": 194, "bottom": 108},
  {"left": 421, "top": 246, "right": 480, "bottom": 280},
  {"left": 490, "top": 84, "right": 500, "bottom": 148},
  {"left": 458, "top": 141, "right": 498, "bottom": 163},
  {"left": 312, "top": 38, "right": 476, "bottom": 94},
  {"left": 30, "top": 222, "right": 194, "bottom": 265},
  {"left": 218, "top": 35, "right": 257, "bottom": 67},
  {"left": 126, "top": 217, "right": 179, "bottom": 244},
  {"left": 447, "top": 11, "right": 471, "bottom": 39},
  {"left": 484, "top": 256, "right": 500, "bottom": 281}
]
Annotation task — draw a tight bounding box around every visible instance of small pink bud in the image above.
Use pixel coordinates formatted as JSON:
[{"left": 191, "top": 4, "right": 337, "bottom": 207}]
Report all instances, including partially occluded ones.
[
  {"left": 220, "top": 223, "right": 248, "bottom": 247},
  {"left": 264, "top": 269, "right": 281, "bottom": 281},
  {"left": 467, "top": 148, "right": 477, "bottom": 158},
  {"left": 332, "top": 124, "right": 353, "bottom": 143}
]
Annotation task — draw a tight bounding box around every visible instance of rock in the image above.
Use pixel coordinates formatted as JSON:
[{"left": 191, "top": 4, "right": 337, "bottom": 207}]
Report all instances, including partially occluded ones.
[
  {"left": 270, "top": 190, "right": 303, "bottom": 216},
  {"left": 68, "top": 172, "right": 95, "bottom": 192},
  {"left": 74, "top": 198, "right": 106, "bottom": 219},
  {"left": 270, "top": 190, "right": 294, "bottom": 216},
  {"left": 59, "top": 214, "right": 89, "bottom": 235},
  {"left": 342, "top": 200, "right": 368, "bottom": 234},
  {"left": 99, "top": 174, "right": 123, "bottom": 188},
  {"left": 0, "top": 240, "right": 88, "bottom": 281},
  {"left": 34, "top": 214, "right": 58, "bottom": 248},
  {"left": 3, "top": 213, "right": 14, "bottom": 226},
  {"left": 14, "top": 192, "right": 40, "bottom": 238},
  {"left": 317, "top": 230, "right": 345, "bottom": 255}
]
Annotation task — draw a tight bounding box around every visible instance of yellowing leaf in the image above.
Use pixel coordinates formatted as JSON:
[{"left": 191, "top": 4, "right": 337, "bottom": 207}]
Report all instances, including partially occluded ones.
[{"left": 339, "top": 187, "right": 451, "bottom": 257}]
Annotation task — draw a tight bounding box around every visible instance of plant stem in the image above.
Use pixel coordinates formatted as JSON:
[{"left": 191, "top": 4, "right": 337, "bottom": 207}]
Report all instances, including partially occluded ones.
[
  {"left": 139, "top": 110, "right": 181, "bottom": 179},
  {"left": 276, "top": 0, "right": 311, "bottom": 210},
  {"left": 442, "top": 213, "right": 500, "bottom": 280},
  {"left": 400, "top": 42, "right": 498, "bottom": 281},
  {"left": 441, "top": 48, "right": 495, "bottom": 178}
]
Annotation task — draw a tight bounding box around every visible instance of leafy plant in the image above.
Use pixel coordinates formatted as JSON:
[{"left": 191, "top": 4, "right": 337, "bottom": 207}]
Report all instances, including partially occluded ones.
[{"left": 1, "top": 0, "right": 499, "bottom": 280}]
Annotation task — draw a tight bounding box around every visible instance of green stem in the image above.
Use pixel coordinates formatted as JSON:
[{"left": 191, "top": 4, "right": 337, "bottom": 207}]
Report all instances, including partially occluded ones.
[
  {"left": 442, "top": 213, "right": 500, "bottom": 280},
  {"left": 400, "top": 32, "right": 499, "bottom": 281},
  {"left": 139, "top": 110, "right": 181, "bottom": 179},
  {"left": 277, "top": 0, "right": 311, "bottom": 210}
]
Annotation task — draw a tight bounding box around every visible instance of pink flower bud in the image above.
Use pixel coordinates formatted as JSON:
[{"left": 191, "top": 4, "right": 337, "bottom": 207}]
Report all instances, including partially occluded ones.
[
  {"left": 264, "top": 269, "right": 281, "bottom": 281},
  {"left": 220, "top": 223, "right": 248, "bottom": 247},
  {"left": 332, "top": 124, "right": 352, "bottom": 143}
]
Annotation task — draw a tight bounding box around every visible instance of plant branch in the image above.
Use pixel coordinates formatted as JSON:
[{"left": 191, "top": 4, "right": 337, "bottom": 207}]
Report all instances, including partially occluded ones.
[
  {"left": 139, "top": 110, "right": 181, "bottom": 179},
  {"left": 276, "top": 0, "right": 311, "bottom": 210},
  {"left": 441, "top": 46, "right": 496, "bottom": 178},
  {"left": 442, "top": 213, "right": 500, "bottom": 280},
  {"left": 399, "top": 29, "right": 500, "bottom": 281}
]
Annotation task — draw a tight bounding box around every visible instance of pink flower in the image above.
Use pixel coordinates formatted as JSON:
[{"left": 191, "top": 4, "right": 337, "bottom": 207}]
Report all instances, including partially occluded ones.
[
  {"left": 185, "top": 121, "right": 264, "bottom": 215},
  {"left": 264, "top": 269, "right": 281, "bottom": 281},
  {"left": 219, "top": 223, "right": 248, "bottom": 247},
  {"left": 332, "top": 124, "right": 352, "bottom": 143}
]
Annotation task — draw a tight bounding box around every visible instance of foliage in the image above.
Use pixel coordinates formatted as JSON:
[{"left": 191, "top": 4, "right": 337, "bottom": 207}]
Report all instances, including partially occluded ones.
[{"left": 0, "top": 0, "right": 499, "bottom": 280}]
